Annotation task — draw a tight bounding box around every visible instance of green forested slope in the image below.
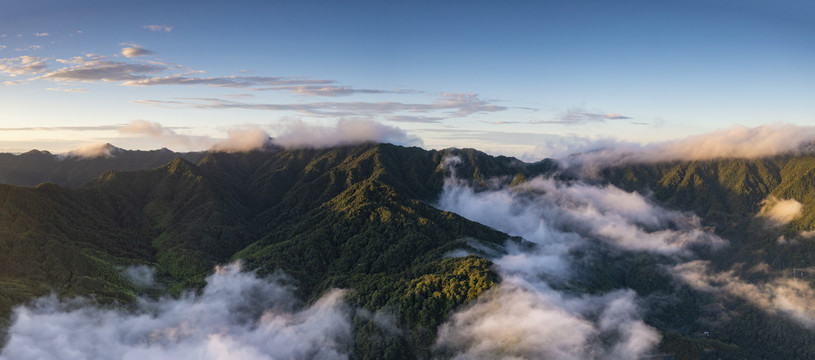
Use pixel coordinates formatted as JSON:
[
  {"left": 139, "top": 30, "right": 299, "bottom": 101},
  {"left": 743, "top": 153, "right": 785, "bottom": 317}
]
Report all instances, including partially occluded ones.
[
  {"left": 0, "top": 143, "right": 552, "bottom": 358},
  {"left": 603, "top": 155, "right": 815, "bottom": 359},
  {"left": 4, "top": 144, "right": 815, "bottom": 359}
]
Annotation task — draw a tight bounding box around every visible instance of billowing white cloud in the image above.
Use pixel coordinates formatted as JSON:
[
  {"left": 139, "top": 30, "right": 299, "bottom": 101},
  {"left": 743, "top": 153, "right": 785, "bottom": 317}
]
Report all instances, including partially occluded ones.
[
  {"left": 0, "top": 263, "right": 353, "bottom": 360},
  {"left": 119, "top": 120, "right": 213, "bottom": 149},
  {"left": 439, "top": 174, "right": 725, "bottom": 257},
  {"left": 558, "top": 124, "right": 815, "bottom": 175},
  {"left": 271, "top": 119, "right": 423, "bottom": 149},
  {"left": 431, "top": 158, "right": 732, "bottom": 358},
  {"left": 757, "top": 196, "right": 803, "bottom": 226},
  {"left": 118, "top": 120, "right": 275, "bottom": 153},
  {"left": 436, "top": 284, "right": 597, "bottom": 359},
  {"left": 209, "top": 127, "right": 272, "bottom": 153},
  {"left": 64, "top": 143, "right": 120, "bottom": 158}
]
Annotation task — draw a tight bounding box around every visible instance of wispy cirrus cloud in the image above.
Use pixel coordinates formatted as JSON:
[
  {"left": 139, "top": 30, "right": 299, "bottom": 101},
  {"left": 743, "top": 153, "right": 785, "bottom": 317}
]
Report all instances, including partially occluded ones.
[
  {"left": 5, "top": 51, "right": 421, "bottom": 101},
  {"left": 486, "top": 107, "right": 632, "bottom": 126},
  {"left": 386, "top": 115, "right": 445, "bottom": 123},
  {"left": 0, "top": 125, "right": 121, "bottom": 131},
  {"left": 134, "top": 92, "right": 507, "bottom": 119},
  {"left": 555, "top": 107, "right": 632, "bottom": 123},
  {"left": 122, "top": 74, "right": 334, "bottom": 88},
  {"left": 270, "top": 85, "right": 418, "bottom": 97},
  {"left": 45, "top": 87, "right": 89, "bottom": 92},
  {"left": 40, "top": 60, "right": 166, "bottom": 82},
  {"left": 142, "top": 24, "right": 173, "bottom": 32}
]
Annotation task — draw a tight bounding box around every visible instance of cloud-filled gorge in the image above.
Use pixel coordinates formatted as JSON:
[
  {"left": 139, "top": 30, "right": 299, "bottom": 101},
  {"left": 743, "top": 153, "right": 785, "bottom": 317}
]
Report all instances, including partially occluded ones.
[
  {"left": 432, "top": 158, "right": 731, "bottom": 359},
  {"left": 0, "top": 263, "right": 353, "bottom": 360}
]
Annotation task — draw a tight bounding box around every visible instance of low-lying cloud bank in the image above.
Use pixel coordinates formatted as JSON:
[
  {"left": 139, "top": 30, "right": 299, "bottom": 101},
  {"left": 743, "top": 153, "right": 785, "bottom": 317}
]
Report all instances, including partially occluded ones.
[
  {"left": 440, "top": 174, "right": 726, "bottom": 258},
  {"left": 435, "top": 285, "right": 660, "bottom": 359},
  {"left": 674, "top": 261, "right": 815, "bottom": 328},
  {"left": 433, "top": 159, "right": 730, "bottom": 359},
  {"left": 757, "top": 196, "right": 803, "bottom": 226},
  {"left": 64, "top": 143, "right": 121, "bottom": 158},
  {"left": 270, "top": 118, "right": 423, "bottom": 149},
  {"left": 0, "top": 263, "right": 352, "bottom": 360},
  {"left": 554, "top": 124, "right": 815, "bottom": 174},
  {"left": 58, "top": 119, "right": 421, "bottom": 157}
]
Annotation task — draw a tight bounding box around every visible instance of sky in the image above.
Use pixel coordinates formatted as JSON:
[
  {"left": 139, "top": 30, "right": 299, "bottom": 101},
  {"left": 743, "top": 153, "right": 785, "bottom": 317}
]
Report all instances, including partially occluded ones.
[{"left": 1, "top": 0, "right": 813, "bottom": 159}]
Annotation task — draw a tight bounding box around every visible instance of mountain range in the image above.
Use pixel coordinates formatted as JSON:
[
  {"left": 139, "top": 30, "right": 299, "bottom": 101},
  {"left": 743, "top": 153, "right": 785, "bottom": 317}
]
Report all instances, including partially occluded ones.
[{"left": 1, "top": 143, "right": 814, "bottom": 359}]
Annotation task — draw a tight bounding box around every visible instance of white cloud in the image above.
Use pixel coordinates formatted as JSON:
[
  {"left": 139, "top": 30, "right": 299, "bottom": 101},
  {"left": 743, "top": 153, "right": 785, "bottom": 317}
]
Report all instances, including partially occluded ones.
[
  {"left": 273, "top": 85, "right": 415, "bottom": 97},
  {"left": 136, "top": 92, "right": 506, "bottom": 120},
  {"left": 64, "top": 143, "right": 120, "bottom": 158},
  {"left": 430, "top": 159, "right": 732, "bottom": 358},
  {"left": 123, "top": 75, "right": 334, "bottom": 88},
  {"left": 674, "top": 261, "right": 815, "bottom": 328},
  {"left": 436, "top": 284, "right": 597, "bottom": 359},
  {"left": 209, "top": 127, "right": 272, "bottom": 153},
  {"left": 271, "top": 119, "right": 423, "bottom": 149},
  {"left": 41, "top": 60, "right": 166, "bottom": 82},
  {"left": 0, "top": 263, "right": 353, "bottom": 360},
  {"left": 757, "top": 196, "right": 803, "bottom": 226},
  {"left": 550, "top": 107, "right": 632, "bottom": 124},
  {"left": 143, "top": 25, "right": 173, "bottom": 32},
  {"left": 0, "top": 56, "right": 49, "bottom": 76},
  {"left": 438, "top": 174, "right": 725, "bottom": 257},
  {"left": 121, "top": 47, "right": 155, "bottom": 58},
  {"left": 34, "top": 33, "right": 49, "bottom": 37},
  {"left": 436, "top": 284, "right": 660, "bottom": 359},
  {"left": 121, "top": 265, "right": 157, "bottom": 288},
  {"left": 119, "top": 120, "right": 213, "bottom": 149},
  {"left": 558, "top": 124, "right": 815, "bottom": 175},
  {"left": 45, "top": 87, "right": 88, "bottom": 92},
  {"left": 119, "top": 120, "right": 274, "bottom": 153}
]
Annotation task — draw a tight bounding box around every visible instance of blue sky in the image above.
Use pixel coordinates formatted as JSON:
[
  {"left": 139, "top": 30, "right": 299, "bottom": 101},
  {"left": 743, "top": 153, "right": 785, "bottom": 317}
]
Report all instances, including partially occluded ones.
[{"left": 1, "top": 0, "right": 813, "bottom": 158}]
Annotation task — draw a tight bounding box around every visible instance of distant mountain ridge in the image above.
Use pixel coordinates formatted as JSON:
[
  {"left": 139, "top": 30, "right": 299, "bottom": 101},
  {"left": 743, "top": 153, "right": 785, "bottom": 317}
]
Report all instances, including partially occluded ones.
[{"left": 0, "top": 144, "right": 207, "bottom": 187}]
